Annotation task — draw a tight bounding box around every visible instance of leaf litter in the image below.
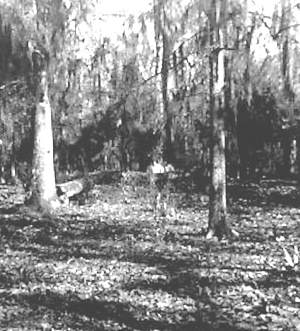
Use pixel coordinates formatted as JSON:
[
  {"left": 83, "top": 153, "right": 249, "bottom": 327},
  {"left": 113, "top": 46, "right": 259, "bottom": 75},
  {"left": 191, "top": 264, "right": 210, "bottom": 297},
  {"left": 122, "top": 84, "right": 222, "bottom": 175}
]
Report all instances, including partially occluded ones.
[{"left": 0, "top": 179, "right": 299, "bottom": 330}]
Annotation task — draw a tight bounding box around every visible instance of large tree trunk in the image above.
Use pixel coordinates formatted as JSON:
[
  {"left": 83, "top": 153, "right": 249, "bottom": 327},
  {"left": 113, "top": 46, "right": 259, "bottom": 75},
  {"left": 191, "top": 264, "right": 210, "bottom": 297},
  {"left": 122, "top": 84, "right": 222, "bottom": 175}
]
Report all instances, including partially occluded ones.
[
  {"left": 28, "top": 43, "right": 59, "bottom": 211},
  {"left": 207, "top": 0, "right": 230, "bottom": 240}
]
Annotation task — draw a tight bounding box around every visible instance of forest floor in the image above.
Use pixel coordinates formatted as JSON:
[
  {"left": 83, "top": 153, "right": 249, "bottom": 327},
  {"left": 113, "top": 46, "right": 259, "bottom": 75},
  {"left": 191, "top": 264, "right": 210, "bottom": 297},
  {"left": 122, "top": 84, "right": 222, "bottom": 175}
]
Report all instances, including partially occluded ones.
[{"left": 0, "top": 174, "right": 300, "bottom": 330}]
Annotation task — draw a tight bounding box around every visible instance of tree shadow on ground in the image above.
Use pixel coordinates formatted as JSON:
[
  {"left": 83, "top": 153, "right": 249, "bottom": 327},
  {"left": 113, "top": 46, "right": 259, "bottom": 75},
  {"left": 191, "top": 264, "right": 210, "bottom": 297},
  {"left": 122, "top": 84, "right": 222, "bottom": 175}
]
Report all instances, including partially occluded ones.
[
  {"left": 0, "top": 217, "right": 271, "bottom": 330},
  {"left": 256, "top": 268, "right": 300, "bottom": 288},
  {"left": 228, "top": 180, "right": 300, "bottom": 208},
  {"left": 0, "top": 182, "right": 298, "bottom": 330},
  {"left": 11, "top": 289, "right": 243, "bottom": 331}
]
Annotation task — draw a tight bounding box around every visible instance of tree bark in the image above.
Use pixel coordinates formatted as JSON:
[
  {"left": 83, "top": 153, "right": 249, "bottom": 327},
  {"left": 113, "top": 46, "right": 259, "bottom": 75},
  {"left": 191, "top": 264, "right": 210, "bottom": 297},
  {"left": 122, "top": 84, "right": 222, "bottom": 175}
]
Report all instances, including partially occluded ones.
[
  {"left": 280, "top": 0, "right": 294, "bottom": 177},
  {"left": 161, "top": 29, "right": 172, "bottom": 162},
  {"left": 237, "top": 2, "right": 256, "bottom": 180},
  {"left": 0, "top": 139, "right": 4, "bottom": 184},
  {"left": 28, "top": 44, "right": 59, "bottom": 211},
  {"left": 153, "top": 0, "right": 172, "bottom": 162},
  {"left": 207, "top": 0, "right": 230, "bottom": 239}
]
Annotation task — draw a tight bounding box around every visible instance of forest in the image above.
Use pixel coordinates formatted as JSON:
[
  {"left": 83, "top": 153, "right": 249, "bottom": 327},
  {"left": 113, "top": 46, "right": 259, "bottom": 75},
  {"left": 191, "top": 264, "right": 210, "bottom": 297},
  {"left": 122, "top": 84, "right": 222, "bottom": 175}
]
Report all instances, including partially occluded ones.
[{"left": 0, "top": 0, "right": 300, "bottom": 330}]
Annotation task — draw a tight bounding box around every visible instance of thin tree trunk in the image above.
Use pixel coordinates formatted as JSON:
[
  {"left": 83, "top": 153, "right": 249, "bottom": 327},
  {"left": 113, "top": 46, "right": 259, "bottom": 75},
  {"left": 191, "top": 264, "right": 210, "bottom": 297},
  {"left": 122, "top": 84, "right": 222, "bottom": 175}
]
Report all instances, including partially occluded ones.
[
  {"left": 282, "top": 130, "right": 292, "bottom": 177},
  {"left": 281, "top": 0, "right": 294, "bottom": 110},
  {"left": 0, "top": 139, "right": 4, "bottom": 184},
  {"left": 10, "top": 129, "right": 16, "bottom": 183},
  {"left": 207, "top": 0, "right": 230, "bottom": 239},
  {"left": 237, "top": 2, "right": 256, "bottom": 180},
  {"left": 119, "top": 104, "right": 130, "bottom": 171},
  {"left": 153, "top": 0, "right": 172, "bottom": 162},
  {"left": 280, "top": 0, "right": 294, "bottom": 177},
  {"left": 161, "top": 12, "right": 172, "bottom": 162}
]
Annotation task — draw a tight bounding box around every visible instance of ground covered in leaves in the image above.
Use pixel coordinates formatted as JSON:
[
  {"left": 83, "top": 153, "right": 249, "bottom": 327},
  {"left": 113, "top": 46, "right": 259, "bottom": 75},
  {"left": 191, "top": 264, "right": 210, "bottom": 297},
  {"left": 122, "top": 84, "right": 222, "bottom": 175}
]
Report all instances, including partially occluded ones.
[{"left": 0, "top": 175, "right": 300, "bottom": 330}]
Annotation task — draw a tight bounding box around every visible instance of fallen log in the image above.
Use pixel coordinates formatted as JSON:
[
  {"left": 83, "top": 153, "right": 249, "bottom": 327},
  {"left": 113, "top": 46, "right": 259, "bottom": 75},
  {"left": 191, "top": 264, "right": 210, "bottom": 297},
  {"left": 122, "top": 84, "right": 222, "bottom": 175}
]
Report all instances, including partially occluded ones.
[{"left": 56, "top": 177, "right": 92, "bottom": 202}]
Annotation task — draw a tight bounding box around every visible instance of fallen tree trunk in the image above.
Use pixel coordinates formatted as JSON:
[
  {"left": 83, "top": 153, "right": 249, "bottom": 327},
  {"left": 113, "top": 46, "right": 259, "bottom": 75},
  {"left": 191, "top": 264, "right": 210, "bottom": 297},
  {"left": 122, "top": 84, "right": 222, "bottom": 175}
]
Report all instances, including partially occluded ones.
[{"left": 56, "top": 177, "right": 92, "bottom": 202}]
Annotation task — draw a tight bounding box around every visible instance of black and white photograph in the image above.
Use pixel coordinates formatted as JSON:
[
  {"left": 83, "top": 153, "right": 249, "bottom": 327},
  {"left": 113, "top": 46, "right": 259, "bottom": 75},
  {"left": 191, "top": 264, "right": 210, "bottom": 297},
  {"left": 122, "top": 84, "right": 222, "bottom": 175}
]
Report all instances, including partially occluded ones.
[{"left": 0, "top": 0, "right": 300, "bottom": 330}]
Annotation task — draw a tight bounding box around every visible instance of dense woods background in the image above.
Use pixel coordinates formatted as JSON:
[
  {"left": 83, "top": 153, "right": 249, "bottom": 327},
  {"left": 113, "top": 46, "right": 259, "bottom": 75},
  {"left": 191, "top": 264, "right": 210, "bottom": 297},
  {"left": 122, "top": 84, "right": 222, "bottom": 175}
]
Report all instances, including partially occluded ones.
[
  {"left": 0, "top": 0, "right": 299, "bottom": 182},
  {"left": 0, "top": 1, "right": 300, "bottom": 330}
]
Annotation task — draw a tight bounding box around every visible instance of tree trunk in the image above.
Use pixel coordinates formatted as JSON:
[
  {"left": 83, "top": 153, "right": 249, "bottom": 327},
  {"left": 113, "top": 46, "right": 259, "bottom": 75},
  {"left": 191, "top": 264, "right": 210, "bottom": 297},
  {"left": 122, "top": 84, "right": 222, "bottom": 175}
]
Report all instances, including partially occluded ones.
[
  {"left": 0, "top": 139, "right": 4, "bottom": 184},
  {"left": 296, "top": 135, "right": 300, "bottom": 179},
  {"left": 237, "top": 2, "right": 256, "bottom": 180},
  {"left": 207, "top": 0, "right": 230, "bottom": 240},
  {"left": 120, "top": 104, "right": 129, "bottom": 171},
  {"left": 161, "top": 15, "right": 172, "bottom": 162},
  {"left": 10, "top": 129, "right": 16, "bottom": 183},
  {"left": 153, "top": 0, "right": 172, "bottom": 162},
  {"left": 28, "top": 44, "right": 59, "bottom": 211},
  {"left": 281, "top": 0, "right": 294, "bottom": 110},
  {"left": 282, "top": 130, "right": 292, "bottom": 178},
  {"left": 280, "top": 0, "right": 294, "bottom": 177}
]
